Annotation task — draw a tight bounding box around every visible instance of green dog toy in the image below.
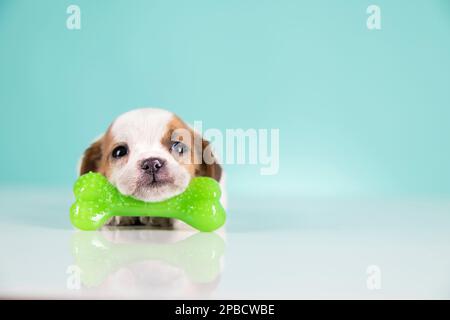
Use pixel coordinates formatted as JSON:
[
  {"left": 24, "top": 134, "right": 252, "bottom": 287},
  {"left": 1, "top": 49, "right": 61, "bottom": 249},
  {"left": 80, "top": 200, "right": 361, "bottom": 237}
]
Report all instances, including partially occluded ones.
[{"left": 70, "top": 172, "right": 226, "bottom": 232}]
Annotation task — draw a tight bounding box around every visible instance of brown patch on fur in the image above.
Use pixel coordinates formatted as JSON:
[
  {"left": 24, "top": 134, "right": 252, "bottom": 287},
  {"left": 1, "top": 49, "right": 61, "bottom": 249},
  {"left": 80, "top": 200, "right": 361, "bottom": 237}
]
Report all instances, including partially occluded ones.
[
  {"left": 198, "top": 139, "right": 222, "bottom": 181},
  {"left": 80, "top": 139, "right": 103, "bottom": 175},
  {"left": 161, "top": 115, "right": 222, "bottom": 182},
  {"left": 79, "top": 127, "right": 115, "bottom": 178},
  {"left": 97, "top": 127, "right": 116, "bottom": 178}
]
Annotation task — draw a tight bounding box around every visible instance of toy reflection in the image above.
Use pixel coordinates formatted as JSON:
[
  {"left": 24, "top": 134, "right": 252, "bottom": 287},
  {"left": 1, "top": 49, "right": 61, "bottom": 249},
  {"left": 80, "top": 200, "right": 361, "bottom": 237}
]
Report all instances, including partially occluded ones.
[{"left": 71, "top": 229, "right": 225, "bottom": 298}]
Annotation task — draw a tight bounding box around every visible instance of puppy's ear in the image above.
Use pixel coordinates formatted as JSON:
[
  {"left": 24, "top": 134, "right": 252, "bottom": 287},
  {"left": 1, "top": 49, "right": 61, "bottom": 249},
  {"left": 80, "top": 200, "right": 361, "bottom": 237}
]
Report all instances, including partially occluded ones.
[
  {"left": 197, "top": 138, "right": 222, "bottom": 182},
  {"left": 79, "top": 137, "right": 103, "bottom": 175}
]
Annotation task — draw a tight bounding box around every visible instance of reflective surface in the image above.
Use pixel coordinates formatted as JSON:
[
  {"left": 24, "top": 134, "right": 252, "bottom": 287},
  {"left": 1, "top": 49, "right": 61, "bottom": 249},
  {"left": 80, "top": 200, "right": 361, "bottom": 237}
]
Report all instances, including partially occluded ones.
[
  {"left": 1, "top": 187, "right": 450, "bottom": 299},
  {"left": 72, "top": 231, "right": 225, "bottom": 292}
]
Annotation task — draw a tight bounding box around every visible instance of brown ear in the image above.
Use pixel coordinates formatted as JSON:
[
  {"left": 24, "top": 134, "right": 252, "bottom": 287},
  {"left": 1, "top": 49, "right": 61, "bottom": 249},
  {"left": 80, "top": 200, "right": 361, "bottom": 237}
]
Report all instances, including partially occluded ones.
[
  {"left": 79, "top": 138, "right": 103, "bottom": 175},
  {"left": 198, "top": 138, "right": 222, "bottom": 182}
]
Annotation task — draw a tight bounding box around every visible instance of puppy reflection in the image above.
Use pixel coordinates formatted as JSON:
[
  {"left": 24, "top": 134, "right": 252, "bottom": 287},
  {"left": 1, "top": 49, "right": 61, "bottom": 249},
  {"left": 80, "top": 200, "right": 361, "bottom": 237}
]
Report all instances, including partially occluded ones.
[{"left": 71, "top": 230, "right": 225, "bottom": 298}]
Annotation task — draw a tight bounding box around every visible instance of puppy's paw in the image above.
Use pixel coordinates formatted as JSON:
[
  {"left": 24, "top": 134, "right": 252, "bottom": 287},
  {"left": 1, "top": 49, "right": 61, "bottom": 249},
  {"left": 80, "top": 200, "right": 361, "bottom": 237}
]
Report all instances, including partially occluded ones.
[
  {"left": 105, "top": 216, "right": 140, "bottom": 226},
  {"left": 139, "top": 217, "right": 174, "bottom": 228}
]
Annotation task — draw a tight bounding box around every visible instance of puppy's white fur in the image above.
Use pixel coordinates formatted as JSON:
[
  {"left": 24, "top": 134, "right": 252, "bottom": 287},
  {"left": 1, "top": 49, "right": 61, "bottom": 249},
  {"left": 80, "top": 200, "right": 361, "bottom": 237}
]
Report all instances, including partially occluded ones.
[{"left": 109, "top": 109, "right": 191, "bottom": 202}]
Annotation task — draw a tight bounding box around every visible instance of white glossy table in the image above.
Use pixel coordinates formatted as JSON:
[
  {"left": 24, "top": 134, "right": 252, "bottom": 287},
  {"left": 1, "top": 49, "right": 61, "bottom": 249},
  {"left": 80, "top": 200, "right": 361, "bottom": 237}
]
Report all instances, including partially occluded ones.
[{"left": 1, "top": 187, "right": 449, "bottom": 299}]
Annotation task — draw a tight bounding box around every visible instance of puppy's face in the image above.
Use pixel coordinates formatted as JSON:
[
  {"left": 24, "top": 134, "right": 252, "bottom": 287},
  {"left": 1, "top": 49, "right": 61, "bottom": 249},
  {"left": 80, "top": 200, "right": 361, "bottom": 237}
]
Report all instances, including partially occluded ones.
[{"left": 80, "top": 109, "right": 221, "bottom": 202}]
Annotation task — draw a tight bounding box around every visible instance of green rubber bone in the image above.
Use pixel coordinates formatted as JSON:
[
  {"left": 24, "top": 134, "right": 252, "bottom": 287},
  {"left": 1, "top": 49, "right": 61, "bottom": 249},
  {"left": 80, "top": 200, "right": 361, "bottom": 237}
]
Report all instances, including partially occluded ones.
[{"left": 70, "top": 172, "right": 226, "bottom": 232}]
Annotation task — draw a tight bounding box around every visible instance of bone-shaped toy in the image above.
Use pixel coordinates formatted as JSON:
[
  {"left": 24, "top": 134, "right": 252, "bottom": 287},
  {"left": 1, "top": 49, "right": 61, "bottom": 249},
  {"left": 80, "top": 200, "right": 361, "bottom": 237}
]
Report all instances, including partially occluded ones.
[{"left": 70, "top": 172, "right": 226, "bottom": 232}]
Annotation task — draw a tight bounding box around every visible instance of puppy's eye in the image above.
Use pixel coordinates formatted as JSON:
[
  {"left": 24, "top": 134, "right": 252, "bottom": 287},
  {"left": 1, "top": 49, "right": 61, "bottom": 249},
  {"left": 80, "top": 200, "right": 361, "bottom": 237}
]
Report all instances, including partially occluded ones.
[
  {"left": 171, "top": 141, "right": 188, "bottom": 155},
  {"left": 112, "top": 145, "right": 128, "bottom": 159}
]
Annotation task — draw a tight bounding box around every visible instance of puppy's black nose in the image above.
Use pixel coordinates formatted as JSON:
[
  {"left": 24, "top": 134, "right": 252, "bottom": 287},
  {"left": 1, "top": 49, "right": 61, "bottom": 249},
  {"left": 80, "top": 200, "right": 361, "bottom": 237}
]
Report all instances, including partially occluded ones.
[{"left": 141, "top": 157, "right": 166, "bottom": 174}]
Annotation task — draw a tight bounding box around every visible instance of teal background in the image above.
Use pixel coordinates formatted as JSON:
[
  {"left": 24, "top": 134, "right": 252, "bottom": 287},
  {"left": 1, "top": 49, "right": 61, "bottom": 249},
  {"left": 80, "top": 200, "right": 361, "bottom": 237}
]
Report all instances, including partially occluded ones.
[{"left": 0, "top": 0, "right": 449, "bottom": 197}]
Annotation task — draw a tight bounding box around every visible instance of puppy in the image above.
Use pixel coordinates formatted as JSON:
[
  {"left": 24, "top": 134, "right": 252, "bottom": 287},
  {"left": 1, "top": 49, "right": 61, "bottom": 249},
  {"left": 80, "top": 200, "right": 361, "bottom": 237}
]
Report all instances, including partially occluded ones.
[{"left": 79, "top": 108, "right": 224, "bottom": 228}]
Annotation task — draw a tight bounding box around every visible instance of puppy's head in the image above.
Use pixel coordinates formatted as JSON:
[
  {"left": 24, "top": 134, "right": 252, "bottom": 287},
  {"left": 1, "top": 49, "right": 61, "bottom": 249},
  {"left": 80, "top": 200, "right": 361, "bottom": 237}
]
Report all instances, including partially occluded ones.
[{"left": 79, "top": 108, "right": 221, "bottom": 202}]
